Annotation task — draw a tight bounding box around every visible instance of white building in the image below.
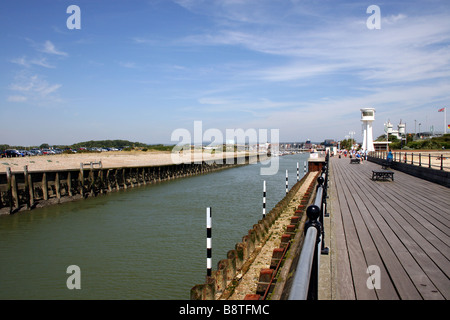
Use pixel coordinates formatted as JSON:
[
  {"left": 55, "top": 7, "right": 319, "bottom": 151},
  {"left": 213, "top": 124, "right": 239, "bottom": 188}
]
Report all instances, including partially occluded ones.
[
  {"left": 385, "top": 120, "right": 406, "bottom": 140},
  {"left": 361, "top": 108, "right": 375, "bottom": 152}
]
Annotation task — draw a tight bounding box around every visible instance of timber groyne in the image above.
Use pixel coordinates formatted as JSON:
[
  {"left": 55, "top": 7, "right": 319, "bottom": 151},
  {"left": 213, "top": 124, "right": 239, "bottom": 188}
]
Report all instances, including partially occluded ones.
[
  {"left": 0, "top": 154, "right": 266, "bottom": 215},
  {"left": 190, "top": 158, "right": 326, "bottom": 300}
]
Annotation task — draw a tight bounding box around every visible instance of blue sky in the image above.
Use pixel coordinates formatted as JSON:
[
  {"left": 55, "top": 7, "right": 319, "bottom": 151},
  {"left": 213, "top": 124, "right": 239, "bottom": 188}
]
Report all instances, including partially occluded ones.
[{"left": 1, "top": 0, "right": 449, "bottom": 146}]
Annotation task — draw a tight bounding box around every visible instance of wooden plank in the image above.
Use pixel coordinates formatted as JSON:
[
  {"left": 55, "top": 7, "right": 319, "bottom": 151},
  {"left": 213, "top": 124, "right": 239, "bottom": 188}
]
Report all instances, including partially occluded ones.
[
  {"left": 357, "top": 170, "right": 450, "bottom": 299},
  {"left": 385, "top": 172, "right": 450, "bottom": 228},
  {"left": 333, "top": 164, "right": 378, "bottom": 299},
  {"left": 336, "top": 159, "right": 444, "bottom": 299},
  {"left": 368, "top": 172, "right": 450, "bottom": 263},
  {"left": 334, "top": 161, "right": 400, "bottom": 299},
  {"left": 328, "top": 167, "right": 355, "bottom": 299},
  {"left": 332, "top": 157, "right": 450, "bottom": 299},
  {"left": 362, "top": 164, "right": 450, "bottom": 254}
]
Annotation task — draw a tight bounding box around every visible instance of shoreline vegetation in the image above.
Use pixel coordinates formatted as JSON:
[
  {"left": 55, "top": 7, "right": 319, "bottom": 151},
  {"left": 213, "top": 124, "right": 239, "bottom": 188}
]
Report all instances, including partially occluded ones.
[{"left": 0, "top": 139, "right": 174, "bottom": 153}]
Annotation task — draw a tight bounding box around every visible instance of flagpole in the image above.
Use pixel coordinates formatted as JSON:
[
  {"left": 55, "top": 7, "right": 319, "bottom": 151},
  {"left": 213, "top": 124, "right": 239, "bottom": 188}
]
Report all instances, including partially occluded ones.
[
  {"left": 443, "top": 107, "right": 447, "bottom": 134},
  {"left": 439, "top": 107, "right": 447, "bottom": 134}
]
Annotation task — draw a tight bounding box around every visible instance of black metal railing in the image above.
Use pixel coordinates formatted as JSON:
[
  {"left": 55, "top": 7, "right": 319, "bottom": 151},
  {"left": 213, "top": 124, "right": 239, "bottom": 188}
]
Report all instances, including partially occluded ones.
[
  {"left": 288, "top": 152, "right": 329, "bottom": 300},
  {"left": 371, "top": 151, "right": 449, "bottom": 171}
]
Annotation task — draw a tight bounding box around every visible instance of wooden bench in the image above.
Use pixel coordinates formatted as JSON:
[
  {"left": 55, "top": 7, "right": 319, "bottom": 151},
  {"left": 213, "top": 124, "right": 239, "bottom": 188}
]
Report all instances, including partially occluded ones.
[
  {"left": 372, "top": 170, "right": 394, "bottom": 181},
  {"left": 350, "top": 158, "right": 360, "bottom": 164},
  {"left": 381, "top": 160, "right": 392, "bottom": 169}
]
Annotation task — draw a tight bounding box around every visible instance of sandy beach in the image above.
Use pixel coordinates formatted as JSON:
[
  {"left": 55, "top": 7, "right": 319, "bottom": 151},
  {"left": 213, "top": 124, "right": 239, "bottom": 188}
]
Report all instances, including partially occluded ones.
[{"left": 0, "top": 150, "right": 254, "bottom": 173}]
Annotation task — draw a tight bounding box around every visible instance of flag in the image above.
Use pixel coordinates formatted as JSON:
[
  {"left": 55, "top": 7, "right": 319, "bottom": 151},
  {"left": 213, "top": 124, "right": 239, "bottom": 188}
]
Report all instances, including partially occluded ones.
[
  {"left": 448, "top": 124, "right": 450, "bottom": 129},
  {"left": 438, "top": 107, "right": 445, "bottom": 112}
]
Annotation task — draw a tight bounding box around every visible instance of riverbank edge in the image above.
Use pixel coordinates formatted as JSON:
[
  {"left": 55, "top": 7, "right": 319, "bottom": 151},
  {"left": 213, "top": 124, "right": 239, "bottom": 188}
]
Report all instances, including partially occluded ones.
[
  {"left": 190, "top": 170, "right": 320, "bottom": 300},
  {"left": 0, "top": 154, "right": 269, "bottom": 216}
]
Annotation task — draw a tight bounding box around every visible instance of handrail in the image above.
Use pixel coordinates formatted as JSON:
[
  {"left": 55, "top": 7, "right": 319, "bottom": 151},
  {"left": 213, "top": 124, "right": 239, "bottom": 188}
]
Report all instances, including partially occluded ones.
[
  {"left": 288, "top": 151, "right": 329, "bottom": 300},
  {"left": 288, "top": 227, "right": 318, "bottom": 300},
  {"left": 370, "top": 151, "right": 449, "bottom": 171}
]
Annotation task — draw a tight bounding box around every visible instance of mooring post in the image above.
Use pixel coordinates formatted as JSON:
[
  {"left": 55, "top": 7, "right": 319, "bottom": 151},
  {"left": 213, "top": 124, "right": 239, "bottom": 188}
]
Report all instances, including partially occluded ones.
[
  {"left": 263, "top": 180, "right": 266, "bottom": 219},
  {"left": 24, "top": 165, "right": 30, "bottom": 210},
  {"left": 67, "top": 171, "right": 72, "bottom": 196},
  {"left": 79, "top": 163, "right": 84, "bottom": 197},
  {"left": 55, "top": 172, "right": 61, "bottom": 199},
  {"left": 206, "top": 207, "right": 212, "bottom": 278},
  {"left": 42, "top": 172, "right": 48, "bottom": 200},
  {"left": 27, "top": 166, "right": 35, "bottom": 207},
  {"left": 285, "top": 169, "right": 288, "bottom": 196},
  {"left": 6, "top": 167, "right": 13, "bottom": 214}
]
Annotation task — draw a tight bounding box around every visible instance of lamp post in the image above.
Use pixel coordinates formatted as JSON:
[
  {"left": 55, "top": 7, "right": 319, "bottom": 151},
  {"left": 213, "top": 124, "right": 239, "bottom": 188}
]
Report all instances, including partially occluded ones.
[
  {"left": 349, "top": 131, "right": 355, "bottom": 149},
  {"left": 414, "top": 120, "right": 417, "bottom": 139}
]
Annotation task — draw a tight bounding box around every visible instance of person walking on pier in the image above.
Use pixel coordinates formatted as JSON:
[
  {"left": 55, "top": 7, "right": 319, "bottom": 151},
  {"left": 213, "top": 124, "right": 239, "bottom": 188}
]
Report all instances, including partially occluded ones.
[{"left": 387, "top": 150, "right": 393, "bottom": 165}]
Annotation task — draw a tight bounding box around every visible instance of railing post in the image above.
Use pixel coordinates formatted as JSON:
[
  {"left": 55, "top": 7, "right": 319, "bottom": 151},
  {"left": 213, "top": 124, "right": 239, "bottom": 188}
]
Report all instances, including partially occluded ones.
[
  {"left": 305, "top": 205, "right": 322, "bottom": 300},
  {"left": 441, "top": 154, "right": 444, "bottom": 170},
  {"left": 429, "top": 154, "right": 431, "bottom": 168},
  {"left": 419, "top": 153, "right": 421, "bottom": 167}
]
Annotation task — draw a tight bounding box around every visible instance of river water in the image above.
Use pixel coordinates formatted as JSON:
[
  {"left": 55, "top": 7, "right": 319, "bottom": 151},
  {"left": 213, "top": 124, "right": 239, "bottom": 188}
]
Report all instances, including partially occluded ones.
[{"left": 0, "top": 154, "right": 310, "bottom": 299}]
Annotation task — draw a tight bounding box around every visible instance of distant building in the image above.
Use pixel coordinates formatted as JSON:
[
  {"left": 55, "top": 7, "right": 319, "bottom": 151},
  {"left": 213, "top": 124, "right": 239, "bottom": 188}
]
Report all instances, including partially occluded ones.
[
  {"left": 304, "top": 139, "right": 312, "bottom": 149},
  {"left": 323, "top": 139, "right": 335, "bottom": 147},
  {"left": 385, "top": 120, "right": 406, "bottom": 140}
]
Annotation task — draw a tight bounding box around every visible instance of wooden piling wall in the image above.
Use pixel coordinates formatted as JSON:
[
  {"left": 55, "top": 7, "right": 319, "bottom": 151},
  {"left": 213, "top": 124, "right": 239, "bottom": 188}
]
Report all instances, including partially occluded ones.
[
  {"left": 0, "top": 155, "right": 262, "bottom": 214},
  {"left": 190, "top": 170, "right": 317, "bottom": 300}
]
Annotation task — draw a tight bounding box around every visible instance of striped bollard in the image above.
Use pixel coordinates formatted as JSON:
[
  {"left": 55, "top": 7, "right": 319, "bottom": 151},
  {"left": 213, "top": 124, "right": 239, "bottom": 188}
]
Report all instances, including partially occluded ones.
[
  {"left": 263, "top": 180, "right": 266, "bottom": 218},
  {"left": 304, "top": 161, "right": 307, "bottom": 175},
  {"left": 206, "top": 207, "right": 212, "bottom": 277},
  {"left": 297, "top": 162, "right": 299, "bottom": 181},
  {"left": 285, "top": 170, "right": 288, "bottom": 196}
]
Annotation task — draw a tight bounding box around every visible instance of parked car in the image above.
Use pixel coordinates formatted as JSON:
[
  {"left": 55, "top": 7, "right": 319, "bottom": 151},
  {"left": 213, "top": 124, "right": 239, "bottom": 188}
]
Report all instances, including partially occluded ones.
[
  {"left": 30, "top": 149, "right": 43, "bottom": 155},
  {"left": 42, "top": 149, "right": 55, "bottom": 155},
  {"left": 18, "top": 150, "right": 34, "bottom": 156},
  {"left": 5, "top": 149, "right": 23, "bottom": 157},
  {"left": 0, "top": 150, "right": 6, "bottom": 158}
]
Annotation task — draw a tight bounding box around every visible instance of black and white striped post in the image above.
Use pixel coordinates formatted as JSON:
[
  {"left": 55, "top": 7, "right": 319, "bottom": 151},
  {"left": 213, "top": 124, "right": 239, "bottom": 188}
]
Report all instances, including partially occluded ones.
[
  {"left": 206, "top": 207, "right": 212, "bottom": 277},
  {"left": 304, "top": 161, "right": 307, "bottom": 175},
  {"left": 285, "top": 169, "right": 289, "bottom": 196},
  {"left": 297, "top": 162, "right": 299, "bottom": 181},
  {"left": 263, "top": 180, "right": 266, "bottom": 218}
]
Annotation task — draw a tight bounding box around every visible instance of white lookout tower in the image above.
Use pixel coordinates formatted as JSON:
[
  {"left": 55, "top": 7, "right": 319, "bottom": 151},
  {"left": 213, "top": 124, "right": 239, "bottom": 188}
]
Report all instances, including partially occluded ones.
[{"left": 360, "top": 108, "right": 375, "bottom": 152}]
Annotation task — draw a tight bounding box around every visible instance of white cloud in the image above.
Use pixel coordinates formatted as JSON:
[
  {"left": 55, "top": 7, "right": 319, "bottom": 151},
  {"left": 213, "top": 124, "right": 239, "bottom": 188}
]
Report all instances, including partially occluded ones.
[
  {"left": 119, "top": 61, "right": 137, "bottom": 68},
  {"left": 11, "top": 56, "right": 55, "bottom": 68},
  {"left": 178, "top": 3, "right": 450, "bottom": 87},
  {"left": 7, "top": 95, "right": 27, "bottom": 102},
  {"left": 9, "top": 71, "right": 63, "bottom": 104},
  {"left": 39, "top": 40, "right": 68, "bottom": 56}
]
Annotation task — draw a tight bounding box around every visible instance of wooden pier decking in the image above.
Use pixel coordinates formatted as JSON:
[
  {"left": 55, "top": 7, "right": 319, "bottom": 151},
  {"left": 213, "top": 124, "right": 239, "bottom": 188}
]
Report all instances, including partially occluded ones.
[{"left": 328, "top": 157, "right": 450, "bottom": 300}]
